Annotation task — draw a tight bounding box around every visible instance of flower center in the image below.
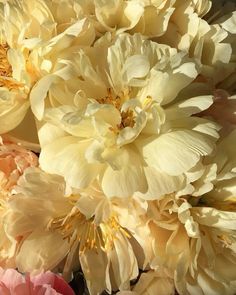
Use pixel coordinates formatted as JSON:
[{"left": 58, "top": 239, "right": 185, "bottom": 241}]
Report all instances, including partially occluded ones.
[
  {"left": 97, "top": 88, "right": 122, "bottom": 109},
  {"left": 0, "top": 43, "right": 25, "bottom": 91},
  {"left": 0, "top": 43, "right": 12, "bottom": 78},
  {"left": 117, "top": 109, "right": 135, "bottom": 130},
  {"left": 47, "top": 207, "right": 130, "bottom": 253},
  {"left": 97, "top": 88, "right": 136, "bottom": 130},
  {"left": 217, "top": 234, "right": 232, "bottom": 247}
]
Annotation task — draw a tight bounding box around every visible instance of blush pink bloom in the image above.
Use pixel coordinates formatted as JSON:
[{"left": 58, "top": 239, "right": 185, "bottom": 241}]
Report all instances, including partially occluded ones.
[
  {"left": 0, "top": 268, "right": 75, "bottom": 295},
  {"left": 0, "top": 136, "right": 38, "bottom": 194}
]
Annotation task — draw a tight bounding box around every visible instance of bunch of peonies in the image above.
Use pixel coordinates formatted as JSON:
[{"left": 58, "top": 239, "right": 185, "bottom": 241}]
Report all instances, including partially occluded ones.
[{"left": 0, "top": 0, "right": 235, "bottom": 294}]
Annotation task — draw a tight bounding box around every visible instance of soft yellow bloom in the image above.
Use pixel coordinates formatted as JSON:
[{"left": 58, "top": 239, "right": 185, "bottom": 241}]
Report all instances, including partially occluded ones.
[
  {"left": 141, "top": 194, "right": 236, "bottom": 295},
  {"left": 0, "top": 0, "right": 55, "bottom": 134},
  {"left": 0, "top": 0, "right": 95, "bottom": 137},
  {"left": 37, "top": 33, "right": 219, "bottom": 198},
  {"left": 128, "top": 132, "right": 236, "bottom": 295},
  {"left": 29, "top": 17, "right": 95, "bottom": 121},
  {"left": 5, "top": 167, "right": 141, "bottom": 295},
  {"left": 155, "top": 0, "right": 236, "bottom": 92},
  {"left": 45, "top": 0, "right": 176, "bottom": 38}
]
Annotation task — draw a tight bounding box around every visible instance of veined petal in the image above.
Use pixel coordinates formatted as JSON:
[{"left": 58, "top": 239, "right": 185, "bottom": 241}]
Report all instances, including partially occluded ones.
[
  {"left": 135, "top": 167, "right": 185, "bottom": 200},
  {"left": 16, "top": 230, "right": 69, "bottom": 273},
  {"left": 40, "top": 136, "right": 102, "bottom": 188},
  {"left": 102, "top": 147, "right": 147, "bottom": 197},
  {"left": 137, "top": 130, "right": 215, "bottom": 176}
]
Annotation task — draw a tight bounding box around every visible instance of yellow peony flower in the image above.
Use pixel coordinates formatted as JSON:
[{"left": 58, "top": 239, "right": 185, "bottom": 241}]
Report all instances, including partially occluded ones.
[
  {"left": 44, "top": 0, "right": 176, "bottom": 38},
  {"left": 5, "top": 167, "right": 142, "bottom": 295},
  {"left": 139, "top": 195, "right": 236, "bottom": 295},
  {"left": 0, "top": 0, "right": 55, "bottom": 134},
  {"left": 155, "top": 0, "right": 236, "bottom": 93},
  {"left": 37, "top": 34, "right": 219, "bottom": 198},
  {"left": 127, "top": 132, "right": 236, "bottom": 295},
  {"left": 0, "top": 0, "right": 94, "bottom": 138}
]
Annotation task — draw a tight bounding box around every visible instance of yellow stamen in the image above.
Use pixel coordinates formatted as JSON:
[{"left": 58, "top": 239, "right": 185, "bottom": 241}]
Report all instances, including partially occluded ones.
[
  {"left": 97, "top": 88, "right": 136, "bottom": 130},
  {"left": 217, "top": 234, "right": 232, "bottom": 247},
  {"left": 47, "top": 210, "right": 130, "bottom": 253},
  {"left": 0, "top": 43, "right": 25, "bottom": 90},
  {"left": 117, "top": 109, "right": 135, "bottom": 130},
  {"left": 0, "top": 43, "right": 12, "bottom": 77}
]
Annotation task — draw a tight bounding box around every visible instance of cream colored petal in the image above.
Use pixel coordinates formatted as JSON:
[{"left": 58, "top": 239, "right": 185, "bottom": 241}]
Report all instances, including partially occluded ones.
[
  {"left": 137, "top": 130, "right": 215, "bottom": 176},
  {"left": 40, "top": 136, "right": 102, "bottom": 188},
  {"left": 123, "top": 55, "right": 150, "bottom": 82},
  {"left": 161, "top": 62, "right": 199, "bottom": 105},
  {"left": 220, "top": 11, "right": 236, "bottom": 34},
  {"left": 30, "top": 74, "right": 57, "bottom": 120},
  {"left": 165, "top": 96, "right": 214, "bottom": 120},
  {"left": 192, "top": 207, "right": 236, "bottom": 230},
  {"left": 16, "top": 230, "right": 69, "bottom": 273},
  {"left": 94, "top": 0, "right": 123, "bottom": 31},
  {"left": 102, "top": 147, "right": 147, "bottom": 197},
  {"left": 118, "top": 1, "right": 144, "bottom": 32},
  {"left": 133, "top": 270, "right": 175, "bottom": 295},
  {"left": 38, "top": 122, "right": 67, "bottom": 146},
  {"left": 8, "top": 109, "right": 40, "bottom": 151},
  {"left": 135, "top": 166, "right": 185, "bottom": 200},
  {"left": 0, "top": 91, "right": 29, "bottom": 134},
  {"left": 108, "top": 234, "right": 138, "bottom": 290},
  {"left": 139, "top": 3, "right": 175, "bottom": 37},
  {"left": 80, "top": 249, "right": 108, "bottom": 295}
]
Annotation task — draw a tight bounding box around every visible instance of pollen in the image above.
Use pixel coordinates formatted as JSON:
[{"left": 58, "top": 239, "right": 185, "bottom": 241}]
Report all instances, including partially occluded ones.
[
  {"left": 217, "top": 234, "right": 232, "bottom": 247},
  {"left": 97, "top": 88, "right": 122, "bottom": 109},
  {"left": 97, "top": 88, "right": 136, "bottom": 130},
  {"left": 47, "top": 207, "right": 130, "bottom": 254},
  {"left": 0, "top": 43, "right": 12, "bottom": 78},
  {"left": 0, "top": 43, "right": 24, "bottom": 90},
  {"left": 117, "top": 109, "right": 135, "bottom": 130}
]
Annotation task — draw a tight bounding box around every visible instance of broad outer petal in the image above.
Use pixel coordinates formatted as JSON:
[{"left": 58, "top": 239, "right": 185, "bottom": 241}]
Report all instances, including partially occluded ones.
[
  {"left": 39, "top": 136, "right": 102, "bottom": 188},
  {"left": 16, "top": 230, "right": 69, "bottom": 273},
  {"left": 137, "top": 130, "right": 215, "bottom": 176},
  {"left": 102, "top": 147, "right": 147, "bottom": 197}
]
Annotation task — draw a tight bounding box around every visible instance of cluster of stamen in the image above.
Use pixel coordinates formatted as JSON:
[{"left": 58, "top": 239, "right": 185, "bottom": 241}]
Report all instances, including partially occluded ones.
[
  {"left": 47, "top": 208, "right": 130, "bottom": 253},
  {"left": 97, "top": 88, "right": 122, "bottom": 109},
  {"left": 0, "top": 43, "right": 24, "bottom": 90},
  {"left": 217, "top": 234, "right": 233, "bottom": 247},
  {"left": 47, "top": 207, "right": 84, "bottom": 242},
  {"left": 0, "top": 43, "right": 12, "bottom": 78},
  {"left": 97, "top": 88, "right": 135, "bottom": 131}
]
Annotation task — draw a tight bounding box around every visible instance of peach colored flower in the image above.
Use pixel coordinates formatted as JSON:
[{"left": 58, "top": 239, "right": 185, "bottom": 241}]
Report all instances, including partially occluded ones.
[
  {"left": 0, "top": 268, "right": 75, "bottom": 295},
  {"left": 0, "top": 136, "right": 38, "bottom": 194}
]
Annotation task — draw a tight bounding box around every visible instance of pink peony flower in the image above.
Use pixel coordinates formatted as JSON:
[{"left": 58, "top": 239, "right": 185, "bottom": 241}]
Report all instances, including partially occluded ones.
[
  {"left": 0, "top": 268, "right": 75, "bottom": 295},
  {"left": 0, "top": 136, "right": 38, "bottom": 194}
]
